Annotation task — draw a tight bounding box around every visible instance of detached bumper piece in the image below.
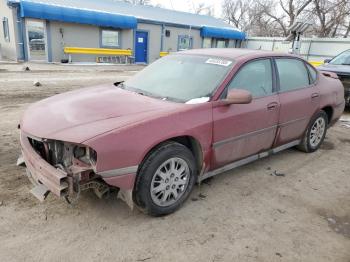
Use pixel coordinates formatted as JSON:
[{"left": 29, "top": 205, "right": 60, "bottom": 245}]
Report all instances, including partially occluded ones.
[{"left": 20, "top": 132, "right": 69, "bottom": 201}]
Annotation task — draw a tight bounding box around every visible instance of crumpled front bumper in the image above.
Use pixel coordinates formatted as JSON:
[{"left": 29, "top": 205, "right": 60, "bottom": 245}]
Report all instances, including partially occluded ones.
[{"left": 20, "top": 131, "right": 69, "bottom": 198}]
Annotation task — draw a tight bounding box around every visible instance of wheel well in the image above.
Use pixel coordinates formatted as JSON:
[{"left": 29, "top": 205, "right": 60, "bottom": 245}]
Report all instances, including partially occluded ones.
[
  {"left": 140, "top": 136, "right": 203, "bottom": 175},
  {"left": 321, "top": 106, "right": 333, "bottom": 124},
  {"left": 170, "top": 136, "right": 203, "bottom": 172}
]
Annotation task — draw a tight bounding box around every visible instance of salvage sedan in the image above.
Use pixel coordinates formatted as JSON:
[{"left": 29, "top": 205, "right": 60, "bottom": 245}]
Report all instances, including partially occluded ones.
[
  {"left": 19, "top": 49, "right": 345, "bottom": 216},
  {"left": 317, "top": 49, "right": 350, "bottom": 106}
]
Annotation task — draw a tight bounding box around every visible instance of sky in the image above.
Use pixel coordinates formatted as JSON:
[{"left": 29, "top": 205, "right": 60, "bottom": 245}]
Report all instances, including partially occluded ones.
[{"left": 150, "top": 0, "right": 223, "bottom": 18}]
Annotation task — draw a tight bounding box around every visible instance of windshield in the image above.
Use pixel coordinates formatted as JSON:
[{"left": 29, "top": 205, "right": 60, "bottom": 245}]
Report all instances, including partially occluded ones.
[
  {"left": 123, "top": 54, "right": 234, "bottom": 103},
  {"left": 329, "top": 50, "right": 350, "bottom": 65}
]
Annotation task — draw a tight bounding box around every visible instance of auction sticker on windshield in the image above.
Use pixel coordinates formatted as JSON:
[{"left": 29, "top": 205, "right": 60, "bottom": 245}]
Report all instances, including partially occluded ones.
[{"left": 205, "top": 58, "right": 232, "bottom": 67}]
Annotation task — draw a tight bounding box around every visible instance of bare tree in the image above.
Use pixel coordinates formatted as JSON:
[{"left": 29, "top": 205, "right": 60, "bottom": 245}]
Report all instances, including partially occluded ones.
[
  {"left": 222, "top": 0, "right": 350, "bottom": 37},
  {"left": 193, "top": 2, "right": 213, "bottom": 16},
  {"left": 256, "top": 0, "right": 313, "bottom": 36},
  {"left": 312, "top": 0, "right": 348, "bottom": 37},
  {"left": 222, "top": 0, "right": 256, "bottom": 31},
  {"left": 344, "top": 20, "right": 350, "bottom": 38},
  {"left": 280, "top": 0, "right": 312, "bottom": 27},
  {"left": 222, "top": 0, "right": 312, "bottom": 36}
]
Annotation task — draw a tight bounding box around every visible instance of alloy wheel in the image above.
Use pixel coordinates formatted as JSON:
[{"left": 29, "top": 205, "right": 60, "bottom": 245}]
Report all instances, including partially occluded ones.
[{"left": 150, "top": 157, "right": 190, "bottom": 207}]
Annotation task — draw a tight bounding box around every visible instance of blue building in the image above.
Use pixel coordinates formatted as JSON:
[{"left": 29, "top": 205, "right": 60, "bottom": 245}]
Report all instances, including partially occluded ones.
[{"left": 1, "top": 0, "right": 245, "bottom": 63}]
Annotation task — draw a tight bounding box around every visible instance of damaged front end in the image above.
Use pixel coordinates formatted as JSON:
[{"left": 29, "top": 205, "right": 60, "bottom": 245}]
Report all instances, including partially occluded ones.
[{"left": 19, "top": 131, "right": 110, "bottom": 203}]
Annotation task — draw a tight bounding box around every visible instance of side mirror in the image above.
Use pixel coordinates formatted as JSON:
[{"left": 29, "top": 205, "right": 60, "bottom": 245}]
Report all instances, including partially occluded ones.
[
  {"left": 225, "top": 89, "right": 252, "bottom": 105},
  {"left": 324, "top": 58, "right": 331, "bottom": 64}
]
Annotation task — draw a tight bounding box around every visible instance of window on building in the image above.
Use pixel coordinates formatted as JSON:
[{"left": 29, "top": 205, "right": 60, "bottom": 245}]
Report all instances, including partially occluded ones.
[
  {"left": 101, "top": 29, "right": 120, "bottom": 48},
  {"left": 276, "top": 58, "right": 310, "bottom": 92},
  {"left": 203, "top": 38, "right": 212, "bottom": 48},
  {"left": 216, "top": 39, "right": 228, "bottom": 48},
  {"left": 2, "top": 17, "right": 10, "bottom": 42},
  {"left": 228, "top": 59, "right": 273, "bottom": 98},
  {"left": 178, "top": 35, "right": 193, "bottom": 51}
]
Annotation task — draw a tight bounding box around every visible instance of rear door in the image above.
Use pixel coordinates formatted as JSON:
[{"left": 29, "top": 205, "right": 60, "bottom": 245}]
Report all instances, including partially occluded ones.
[
  {"left": 274, "top": 58, "right": 320, "bottom": 145},
  {"left": 212, "top": 58, "right": 280, "bottom": 169}
]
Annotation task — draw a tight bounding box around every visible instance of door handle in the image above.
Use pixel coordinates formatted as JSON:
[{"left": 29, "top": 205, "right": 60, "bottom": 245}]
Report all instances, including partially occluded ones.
[
  {"left": 267, "top": 102, "right": 279, "bottom": 111},
  {"left": 311, "top": 93, "right": 319, "bottom": 99}
]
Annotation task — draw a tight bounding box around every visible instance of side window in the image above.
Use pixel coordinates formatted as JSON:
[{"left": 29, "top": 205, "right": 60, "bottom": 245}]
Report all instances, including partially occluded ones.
[
  {"left": 276, "top": 59, "right": 310, "bottom": 91},
  {"left": 2, "top": 17, "right": 10, "bottom": 42},
  {"left": 306, "top": 63, "right": 317, "bottom": 84},
  {"left": 101, "top": 29, "right": 120, "bottom": 48},
  {"left": 228, "top": 59, "right": 273, "bottom": 98}
]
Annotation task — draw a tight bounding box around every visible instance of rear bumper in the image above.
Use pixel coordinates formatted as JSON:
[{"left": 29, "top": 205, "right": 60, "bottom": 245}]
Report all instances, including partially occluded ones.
[{"left": 20, "top": 131, "right": 69, "bottom": 197}]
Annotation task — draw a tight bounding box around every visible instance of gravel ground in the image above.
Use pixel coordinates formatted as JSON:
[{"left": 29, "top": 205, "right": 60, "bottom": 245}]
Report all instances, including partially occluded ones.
[{"left": 0, "top": 62, "right": 349, "bottom": 262}]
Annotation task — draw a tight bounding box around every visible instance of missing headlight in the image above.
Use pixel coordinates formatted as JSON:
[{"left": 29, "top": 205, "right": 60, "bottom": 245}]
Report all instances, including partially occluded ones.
[
  {"left": 89, "top": 148, "right": 97, "bottom": 165},
  {"left": 73, "top": 145, "right": 97, "bottom": 166},
  {"left": 73, "top": 146, "right": 86, "bottom": 159}
]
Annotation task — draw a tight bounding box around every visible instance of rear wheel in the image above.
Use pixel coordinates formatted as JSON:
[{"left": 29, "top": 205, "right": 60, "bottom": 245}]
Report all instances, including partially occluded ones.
[
  {"left": 133, "top": 142, "right": 197, "bottom": 216},
  {"left": 297, "top": 111, "right": 328, "bottom": 153}
]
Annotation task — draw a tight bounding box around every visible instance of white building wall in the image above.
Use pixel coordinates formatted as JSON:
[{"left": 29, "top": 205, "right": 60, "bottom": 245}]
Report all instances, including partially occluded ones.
[
  {"left": 163, "top": 26, "right": 202, "bottom": 52},
  {"left": 49, "top": 21, "right": 134, "bottom": 62},
  {"left": 0, "top": 0, "right": 19, "bottom": 61}
]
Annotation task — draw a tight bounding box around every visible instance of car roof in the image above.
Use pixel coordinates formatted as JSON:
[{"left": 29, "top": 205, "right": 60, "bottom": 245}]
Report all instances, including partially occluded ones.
[{"left": 179, "top": 48, "right": 298, "bottom": 61}]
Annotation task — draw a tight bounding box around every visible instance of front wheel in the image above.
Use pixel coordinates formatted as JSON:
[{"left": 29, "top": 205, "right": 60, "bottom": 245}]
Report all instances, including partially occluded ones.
[
  {"left": 297, "top": 110, "right": 328, "bottom": 153},
  {"left": 133, "top": 142, "right": 197, "bottom": 216}
]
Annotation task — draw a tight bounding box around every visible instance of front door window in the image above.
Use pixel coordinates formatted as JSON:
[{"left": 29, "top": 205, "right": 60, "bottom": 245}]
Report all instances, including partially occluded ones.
[{"left": 228, "top": 59, "right": 273, "bottom": 97}]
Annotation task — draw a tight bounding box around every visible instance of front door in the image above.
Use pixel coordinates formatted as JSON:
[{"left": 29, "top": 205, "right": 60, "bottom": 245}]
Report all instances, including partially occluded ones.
[
  {"left": 274, "top": 58, "right": 320, "bottom": 145},
  {"left": 25, "top": 19, "right": 47, "bottom": 61},
  {"left": 212, "top": 58, "right": 280, "bottom": 169},
  {"left": 135, "top": 31, "right": 148, "bottom": 63}
]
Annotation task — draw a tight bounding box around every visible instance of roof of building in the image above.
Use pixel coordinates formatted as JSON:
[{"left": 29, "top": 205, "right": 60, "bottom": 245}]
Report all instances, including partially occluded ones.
[{"left": 8, "top": 0, "right": 245, "bottom": 39}]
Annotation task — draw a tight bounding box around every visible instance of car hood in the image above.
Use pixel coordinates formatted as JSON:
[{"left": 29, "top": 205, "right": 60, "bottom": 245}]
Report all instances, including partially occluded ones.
[
  {"left": 21, "top": 84, "right": 183, "bottom": 143},
  {"left": 317, "top": 64, "right": 350, "bottom": 75}
]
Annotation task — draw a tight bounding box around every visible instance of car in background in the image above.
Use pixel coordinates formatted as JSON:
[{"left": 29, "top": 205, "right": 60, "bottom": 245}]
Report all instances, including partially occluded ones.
[
  {"left": 317, "top": 49, "right": 350, "bottom": 106},
  {"left": 19, "top": 49, "right": 345, "bottom": 216}
]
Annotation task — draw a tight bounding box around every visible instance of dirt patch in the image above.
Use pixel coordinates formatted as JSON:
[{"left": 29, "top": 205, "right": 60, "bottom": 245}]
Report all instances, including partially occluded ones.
[
  {"left": 320, "top": 140, "right": 335, "bottom": 150},
  {"left": 0, "top": 63, "right": 350, "bottom": 262},
  {"left": 319, "top": 210, "right": 350, "bottom": 239},
  {"left": 339, "top": 138, "right": 350, "bottom": 144}
]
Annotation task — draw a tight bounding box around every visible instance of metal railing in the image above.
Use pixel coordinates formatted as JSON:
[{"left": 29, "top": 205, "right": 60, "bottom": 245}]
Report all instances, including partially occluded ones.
[{"left": 64, "top": 47, "right": 133, "bottom": 63}]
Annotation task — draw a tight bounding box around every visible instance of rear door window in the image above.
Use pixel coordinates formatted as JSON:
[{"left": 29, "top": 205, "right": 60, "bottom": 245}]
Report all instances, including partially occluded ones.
[
  {"left": 276, "top": 58, "right": 310, "bottom": 92},
  {"left": 306, "top": 63, "right": 317, "bottom": 84},
  {"left": 228, "top": 59, "right": 273, "bottom": 98}
]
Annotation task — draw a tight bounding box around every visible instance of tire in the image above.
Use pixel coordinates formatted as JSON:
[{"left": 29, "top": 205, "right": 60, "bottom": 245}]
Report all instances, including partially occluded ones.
[
  {"left": 297, "top": 110, "right": 328, "bottom": 153},
  {"left": 133, "top": 141, "right": 197, "bottom": 216}
]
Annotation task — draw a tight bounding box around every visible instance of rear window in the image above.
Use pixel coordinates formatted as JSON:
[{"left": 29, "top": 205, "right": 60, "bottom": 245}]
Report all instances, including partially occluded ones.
[{"left": 276, "top": 58, "right": 310, "bottom": 92}]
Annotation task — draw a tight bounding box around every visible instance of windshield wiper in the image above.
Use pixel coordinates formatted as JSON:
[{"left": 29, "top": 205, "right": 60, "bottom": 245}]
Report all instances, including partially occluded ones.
[{"left": 114, "top": 81, "right": 125, "bottom": 88}]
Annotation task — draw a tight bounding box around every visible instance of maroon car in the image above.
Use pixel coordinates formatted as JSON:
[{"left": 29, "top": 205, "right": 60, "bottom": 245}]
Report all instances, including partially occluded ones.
[{"left": 19, "top": 49, "right": 345, "bottom": 216}]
